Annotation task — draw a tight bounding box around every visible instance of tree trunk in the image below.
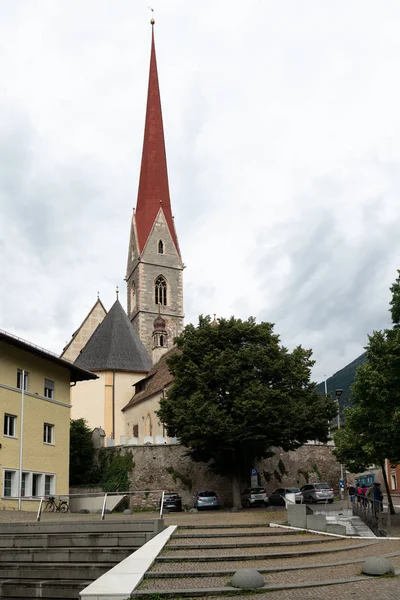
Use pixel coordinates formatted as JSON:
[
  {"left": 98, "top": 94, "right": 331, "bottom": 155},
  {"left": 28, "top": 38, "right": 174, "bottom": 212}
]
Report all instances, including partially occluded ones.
[
  {"left": 232, "top": 474, "right": 242, "bottom": 509},
  {"left": 381, "top": 461, "right": 395, "bottom": 515}
]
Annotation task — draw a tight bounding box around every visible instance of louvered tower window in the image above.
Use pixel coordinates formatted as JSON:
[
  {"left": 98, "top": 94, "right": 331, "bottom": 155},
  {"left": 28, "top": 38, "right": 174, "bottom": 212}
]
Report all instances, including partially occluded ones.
[{"left": 155, "top": 276, "right": 167, "bottom": 306}]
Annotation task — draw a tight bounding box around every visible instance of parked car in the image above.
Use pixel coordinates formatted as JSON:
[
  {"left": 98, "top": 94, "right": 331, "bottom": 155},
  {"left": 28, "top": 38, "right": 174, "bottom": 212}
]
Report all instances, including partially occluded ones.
[
  {"left": 268, "top": 488, "right": 303, "bottom": 506},
  {"left": 194, "top": 491, "right": 220, "bottom": 510},
  {"left": 161, "top": 493, "right": 182, "bottom": 512},
  {"left": 241, "top": 487, "right": 269, "bottom": 508},
  {"left": 301, "top": 483, "right": 334, "bottom": 503}
]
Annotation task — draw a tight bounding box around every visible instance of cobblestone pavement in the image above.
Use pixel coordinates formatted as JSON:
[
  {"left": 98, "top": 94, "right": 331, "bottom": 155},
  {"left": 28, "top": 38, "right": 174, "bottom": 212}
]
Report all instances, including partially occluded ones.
[{"left": 206, "top": 577, "right": 400, "bottom": 600}]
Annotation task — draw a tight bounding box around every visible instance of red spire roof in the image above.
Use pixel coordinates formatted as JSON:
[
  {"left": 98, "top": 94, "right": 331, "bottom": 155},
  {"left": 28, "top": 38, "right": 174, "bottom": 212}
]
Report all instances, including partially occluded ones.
[{"left": 135, "top": 25, "right": 180, "bottom": 256}]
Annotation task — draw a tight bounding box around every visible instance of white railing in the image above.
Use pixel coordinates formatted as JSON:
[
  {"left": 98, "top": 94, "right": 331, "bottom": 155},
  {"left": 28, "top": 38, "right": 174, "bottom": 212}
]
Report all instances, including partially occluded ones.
[{"left": 6, "top": 490, "right": 166, "bottom": 522}]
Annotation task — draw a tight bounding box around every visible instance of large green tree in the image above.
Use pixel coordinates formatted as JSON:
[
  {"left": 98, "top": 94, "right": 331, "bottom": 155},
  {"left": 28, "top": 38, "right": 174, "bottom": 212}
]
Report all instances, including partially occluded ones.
[
  {"left": 69, "top": 418, "right": 95, "bottom": 486},
  {"left": 157, "top": 316, "right": 336, "bottom": 507},
  {"left": 334, "top": 271, "right": 400, "bottom": 515}
]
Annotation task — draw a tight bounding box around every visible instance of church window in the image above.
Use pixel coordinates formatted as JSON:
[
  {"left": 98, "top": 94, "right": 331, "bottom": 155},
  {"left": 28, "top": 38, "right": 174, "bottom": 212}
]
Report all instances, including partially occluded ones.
[
  {"left": 145, "top": 414, "right": 153, "bottom": 437},
  {"left": 158, "top": 239, "right": 164, "bottom": 254},
  {"left": 155, "top": 276, "right": 167, "bottom": 306},
  {"left": 131, "top": 281, "right": 136, "bottom": 310},
  {"left": 160, "top": 335, "right": 165, "bottom": 347}
]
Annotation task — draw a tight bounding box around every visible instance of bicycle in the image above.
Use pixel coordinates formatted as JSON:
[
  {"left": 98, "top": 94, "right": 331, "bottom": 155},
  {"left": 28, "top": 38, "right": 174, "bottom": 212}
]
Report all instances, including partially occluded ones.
[{"left": 44, "top": 495, "right": 69, "bottom": 513}]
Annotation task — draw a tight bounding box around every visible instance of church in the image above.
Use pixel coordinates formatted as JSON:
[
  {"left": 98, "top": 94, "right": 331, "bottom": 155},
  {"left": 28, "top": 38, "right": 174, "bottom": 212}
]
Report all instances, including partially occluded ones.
[{"left": 61, "top": 21, "right": 184, "bottom": 447}]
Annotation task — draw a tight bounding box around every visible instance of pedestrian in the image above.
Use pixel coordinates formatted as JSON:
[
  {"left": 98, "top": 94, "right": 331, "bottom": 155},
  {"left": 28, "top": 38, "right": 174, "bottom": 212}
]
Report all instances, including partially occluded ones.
[
  {"left": 366, "top": 484, "right": 374, "bottom": 511},
  {"left": 348, "top": 483, "right": 356, "bottom": 503},
  {"left": 362, "top": 484, "right": 368, "bottom": 507},
  {"left": 373, "top": 483, "right": 383, "bottom": 517},
  {"left": 356, "top": 483, "right": 363, "bottom": 504}
]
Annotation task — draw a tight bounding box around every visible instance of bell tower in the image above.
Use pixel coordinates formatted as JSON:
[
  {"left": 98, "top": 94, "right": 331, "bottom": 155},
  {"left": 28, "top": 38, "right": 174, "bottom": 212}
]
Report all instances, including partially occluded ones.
[{"left": 126, "top": 21, "right": 184, "bottom": 353}]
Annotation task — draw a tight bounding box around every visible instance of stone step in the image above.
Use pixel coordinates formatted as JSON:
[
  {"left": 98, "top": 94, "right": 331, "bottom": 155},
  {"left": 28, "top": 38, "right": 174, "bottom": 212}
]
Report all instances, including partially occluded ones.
[
  {"left": 177, "top": 523, "right": 276, "bottom": 530},
  {"left": 146, "top": 550, "right": 400, "bottom": 578},
  {"left": 0, "top": 562, "right": 111, "bottom": 580},
  {"left": 139, "top": 556, "right": 400, "bottom": 591},
  {"left": 151, "top": 541, "right": 385, "bottom": 573},
  {"left": 131, "top": 575, "right": 375, "bottom": 598},
  {"left": 0, "top": 532, "right": 147, "bottom": 548},
  {"left": 172, "top": 530, "right": 299, "bottom": 539},
  {"left": 0, "top": 519, "right": 163, "bottom": 536},
  {"left": 0, "top": 547, "right": 132, "bottom": 563},
  {"left": 166, "top": 537, "right": 337, "bottom": 550},
  {"left": 156, "top": 541, "right": 377, "bottom": 563},
  {"left": 0, "top": 579, "right": 92, "bottom": 599}
]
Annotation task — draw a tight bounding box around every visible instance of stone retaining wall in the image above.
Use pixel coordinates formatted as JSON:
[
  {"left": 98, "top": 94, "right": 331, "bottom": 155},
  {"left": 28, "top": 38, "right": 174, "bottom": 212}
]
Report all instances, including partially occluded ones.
[{"left": 91, "top": 443, "right": 342, "bottom": 509}]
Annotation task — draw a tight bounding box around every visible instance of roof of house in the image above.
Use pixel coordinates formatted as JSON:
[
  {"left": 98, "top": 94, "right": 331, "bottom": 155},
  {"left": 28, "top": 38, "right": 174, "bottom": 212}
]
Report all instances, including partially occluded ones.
[
  {"left": 74, "top": 299, "right": 152, "bottom": 373},
  {"left": 0, "top": 329, "right": 97, "bottom": 383},
  {"left": 122, "top": 346, "right": 178, "bottom": 411}
]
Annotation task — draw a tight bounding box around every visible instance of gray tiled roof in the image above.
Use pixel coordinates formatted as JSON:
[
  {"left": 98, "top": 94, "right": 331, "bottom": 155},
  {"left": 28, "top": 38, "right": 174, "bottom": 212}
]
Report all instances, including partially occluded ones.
[{"left": 74, "top": 300, "right": 152, "bottom": 373}]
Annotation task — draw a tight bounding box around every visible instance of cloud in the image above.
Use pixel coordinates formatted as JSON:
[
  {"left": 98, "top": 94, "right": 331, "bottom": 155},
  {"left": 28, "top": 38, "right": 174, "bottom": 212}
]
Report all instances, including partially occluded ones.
[{"left": 1, "top": 0, "right": 400, "bottom": 385}]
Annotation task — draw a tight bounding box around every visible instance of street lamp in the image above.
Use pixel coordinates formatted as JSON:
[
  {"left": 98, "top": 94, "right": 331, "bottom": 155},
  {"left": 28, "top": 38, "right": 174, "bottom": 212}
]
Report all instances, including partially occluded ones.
[{"left": 335, "top": 389, "right": 344, "bottom": 500}]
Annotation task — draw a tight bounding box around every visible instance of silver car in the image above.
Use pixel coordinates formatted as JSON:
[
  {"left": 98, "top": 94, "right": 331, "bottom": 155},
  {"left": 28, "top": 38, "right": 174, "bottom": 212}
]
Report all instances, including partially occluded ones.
[
  {"left": 194, "top": 490, "right": 220, "bottom": 510},
  {"left": 301, "top": 483, "right": 334, "bottom": 504},
  {"left": 241, "top": 487, "right": 269, "bottom": 508}
]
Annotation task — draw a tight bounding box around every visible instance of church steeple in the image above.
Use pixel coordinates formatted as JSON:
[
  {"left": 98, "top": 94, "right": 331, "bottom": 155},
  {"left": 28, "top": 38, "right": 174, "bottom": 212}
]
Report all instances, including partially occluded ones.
[
  {"left": 126, "top": 22, "right": 184, "bottom": 354},
  {"left": 135, "top": 22, "right": 180, "bottom": 256}
]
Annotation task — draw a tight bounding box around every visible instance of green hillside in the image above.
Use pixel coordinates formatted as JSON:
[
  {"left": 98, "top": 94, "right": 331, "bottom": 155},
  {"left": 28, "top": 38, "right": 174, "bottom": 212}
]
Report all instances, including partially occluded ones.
[{"left": 316, "top": 353, "right": 367, "bottom": 427}]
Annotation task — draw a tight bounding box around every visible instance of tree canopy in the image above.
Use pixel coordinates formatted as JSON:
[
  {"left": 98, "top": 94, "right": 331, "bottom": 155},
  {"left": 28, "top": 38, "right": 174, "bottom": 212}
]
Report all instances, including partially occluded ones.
[
  {"left": 390, "top": 269, "right": 400, "bottom": 327},
  {"left": 69, "top": 418, "right": 95, "bottom": 486},
  {"left": 158, "top": 315, "right": 336, "bottom": 506},
  {"left": 334, "top": 271, "right": 400, "bottom": 514}
]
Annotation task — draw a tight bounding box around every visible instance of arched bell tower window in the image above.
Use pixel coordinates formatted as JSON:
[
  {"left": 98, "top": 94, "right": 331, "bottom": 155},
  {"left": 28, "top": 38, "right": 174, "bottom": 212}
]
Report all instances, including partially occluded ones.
[
  {"left": 158, "top": 239, "right": 164, "bottom": 254},
  {"left": 160, "top": 335, "right": 165, "bottom": 347},
  {"left": 155, "top": 275, "right": 167, "bottom": 306}
]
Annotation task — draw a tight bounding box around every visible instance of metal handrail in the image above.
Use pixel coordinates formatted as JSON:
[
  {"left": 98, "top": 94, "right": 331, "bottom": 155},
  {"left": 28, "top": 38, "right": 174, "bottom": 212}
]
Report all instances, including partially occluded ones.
[
  {"left": 5, "top": 490, "right": 166, "bottom": 522},
  {"left": 159, "top": 490, "right": 165, "bottom": 518},
  {"left": 351, "top": 492, "right": 391, "bottom": 535}
]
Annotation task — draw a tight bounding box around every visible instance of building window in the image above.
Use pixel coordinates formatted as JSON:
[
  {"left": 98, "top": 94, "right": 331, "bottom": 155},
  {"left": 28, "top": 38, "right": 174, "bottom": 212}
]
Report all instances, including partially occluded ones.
[
  {"left": 43, "top": 423, "right": 54, "bottom": 445},
  {"left": 158, "top": 240, "right": 164, "bottom": 254},
  {"left": 17, "top": 370, "right": 28, "bottom": 391},
  {"left": 44, "top": 379, "right": 54, "bottom": 399},
  {"left": 4, "top": 414, "right": 17, "bottom": 437},
  {"left": 44, "top": 474, "right": 54, "bottom": 496},
  {"left": 21, "top": 473, "right": 28, "bottom": 497},
  {"left": 155, "top": 276, "right": 167, "bottom": 306},
  {"left": 32, "top": 474, "right": 42, "bottom": 497},
  {"left": 4, "top": 470, "right": 16, "bottom": 497},
  {"left": 160, "top": 334, "right": 165, "bottom": 347}
]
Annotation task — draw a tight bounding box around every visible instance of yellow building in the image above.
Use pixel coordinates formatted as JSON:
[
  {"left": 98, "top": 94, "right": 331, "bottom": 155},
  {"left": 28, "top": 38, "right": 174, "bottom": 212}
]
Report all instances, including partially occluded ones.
[{"left": 0, "top": 330, "right": 96, "bottom": 510}]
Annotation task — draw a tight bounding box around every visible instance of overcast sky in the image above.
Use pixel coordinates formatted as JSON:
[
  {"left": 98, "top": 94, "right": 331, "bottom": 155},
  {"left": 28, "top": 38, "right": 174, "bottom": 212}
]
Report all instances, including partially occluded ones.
[{"left": 1, "top": 0, "right": 399, "bottom": 382}]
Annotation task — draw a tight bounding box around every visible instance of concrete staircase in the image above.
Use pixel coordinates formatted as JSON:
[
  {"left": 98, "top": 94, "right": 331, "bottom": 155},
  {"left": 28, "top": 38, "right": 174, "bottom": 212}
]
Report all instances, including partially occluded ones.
[
  {"left": 131, "top": 523, "right": 400, "bottom": 597},
  {"left": 0, "top": 519, "right": 163, "bottom": 600}
]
